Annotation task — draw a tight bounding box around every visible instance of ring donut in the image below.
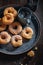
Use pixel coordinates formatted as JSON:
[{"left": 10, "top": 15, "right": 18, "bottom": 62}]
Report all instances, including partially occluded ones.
[
  {"left": 2, "top": 13, "right": 14, "bottom": 25},
  {"left": 0, "top": 31, "right": 11, "bottom": 44},
  {"left": 21, "top": 27, "right": 33, "bottom": 39},
  {"left": 11, "top": 35, "right": 22, "bottom": 47},
  {"left": 0, "top": 18, "right": 6, "bottom": 31},
  {"left": 9, "top": 22, "right": 22, "bottom": 35},
  {"left": 4, "top": 7, "right": 18, "bottom": 17}
]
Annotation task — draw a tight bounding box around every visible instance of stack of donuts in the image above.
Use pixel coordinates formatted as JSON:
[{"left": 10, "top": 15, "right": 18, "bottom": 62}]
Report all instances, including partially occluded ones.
[{"left": 0, "top": 7, "right": 33, "bottom": 47}]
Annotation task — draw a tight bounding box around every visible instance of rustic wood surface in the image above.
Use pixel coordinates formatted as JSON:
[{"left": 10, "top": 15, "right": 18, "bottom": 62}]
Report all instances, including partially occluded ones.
[
  {"left": 0, "top": 0, "right": 43, "bottom": 65},
  {"left": 0, "top": 0, "right": 27, "bottom": 6}
]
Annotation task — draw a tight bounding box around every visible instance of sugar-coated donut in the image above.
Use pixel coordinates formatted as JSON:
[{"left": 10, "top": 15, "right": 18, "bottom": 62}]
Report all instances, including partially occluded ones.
[
  {"left": 2, "top": 13, "right": 14, "bottom": 25},
  {"left": 9, "top": 22, "right": 22, "bottom": 35},
  {"left": 4, "top": 7, "right": 18, "bottom": 17},
  {"left": 0, "top": 31, "right": 11, "bottom": 44},
  {"left": 21, "top": 27, "right": 33, "bottom": 39},
  {"left": 11, "top": 35, "right": 22, "bottom": 47}
]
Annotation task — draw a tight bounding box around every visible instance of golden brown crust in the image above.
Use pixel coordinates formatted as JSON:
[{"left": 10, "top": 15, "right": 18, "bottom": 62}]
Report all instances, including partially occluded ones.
[
  {"left": 0, "top": 31, "right": 11, "bottom": 44},
  {"left": 2, "top": 13, "right": 14, "bottom": 25},
  {"left": 4, "top": 7, "right": 18, "bottom": 17},
  {"left": 9, "top": 22, "right": 22, "bottom": 35},
  {"left": 11, "top": 35, "right": 22, "bottom": 47},
  {"left": 21, "top": 27, "right": 33, "bottom": 39},
  {"left": 0, "top": 18, "right": 6, "bottom": 31}
]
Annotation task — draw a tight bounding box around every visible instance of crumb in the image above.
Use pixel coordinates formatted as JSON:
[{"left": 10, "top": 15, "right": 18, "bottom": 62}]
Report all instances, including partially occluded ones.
[
  {"left": 27, "top": 50, "right": 35, "bottom": 57},
  {"left": 35, "top": 47, "right": 38, "bottom": 50},
  {"left": 21, "top": 64, "right": 23, "bottom": 65}
]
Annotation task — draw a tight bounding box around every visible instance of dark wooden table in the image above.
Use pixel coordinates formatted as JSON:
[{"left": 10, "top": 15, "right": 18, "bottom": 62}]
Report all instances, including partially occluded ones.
[{"left": 0, "top": 0, "right": 43, "bottom": 65}]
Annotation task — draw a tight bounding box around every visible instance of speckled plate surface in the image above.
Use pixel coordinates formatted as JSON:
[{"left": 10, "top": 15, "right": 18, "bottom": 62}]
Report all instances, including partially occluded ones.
[{"left": 0, "top": 5, "right": 40, "bottom": 55}]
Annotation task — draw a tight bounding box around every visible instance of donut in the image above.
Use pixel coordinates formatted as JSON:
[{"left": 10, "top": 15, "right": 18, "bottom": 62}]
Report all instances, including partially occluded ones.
[
  {"left": 9, "top": 22, "right": 22, "bottom": 35},
  {"left": 21, "top": 27, "right": 33, "bottom": 39},
  {"left": 0, "top": 18, "right": 6, "bottom": 31},
  {"left": 4, "top": 7, "right": 18, "bottom": 17},
  {"left": 0, "top": 31, "right": 11, "bottom": 44},
  {"left": 11, "top": 35, "right": 22, "bottom": 47},
  {"left": 2, "top": 13, "right": 14, "bottom": 25}
]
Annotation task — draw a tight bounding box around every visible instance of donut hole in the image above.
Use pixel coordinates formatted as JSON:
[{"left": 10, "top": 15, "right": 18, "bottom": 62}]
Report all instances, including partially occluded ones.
[
  {"left": 1, "top": 35, "right": 6, "bottom": 39},
  {"left": 7, "top": 16, "right": 11, "bottom": 20},
  {"left": 13, "top": 26, "right": 17, "bottom": 29},
  {"left": 26, "top": 31, "right": 29, "bottom": 34},
  {"left": 8, "top": 10, "right": 11, "bottom": 13},
  {"left": 8, "top": 10, "right": 13, "bottom": 14},
  {"left": 15, "top": 38, "right": 18, "bottom": 42}
]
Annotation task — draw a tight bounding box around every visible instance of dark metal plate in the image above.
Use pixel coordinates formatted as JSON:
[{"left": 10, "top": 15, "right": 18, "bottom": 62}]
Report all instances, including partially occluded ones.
[{"left": 0, "top": 5, "right": 40, "bottom": 55}]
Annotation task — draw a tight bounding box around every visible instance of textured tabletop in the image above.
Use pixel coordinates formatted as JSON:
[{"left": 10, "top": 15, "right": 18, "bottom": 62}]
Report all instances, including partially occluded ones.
[{"left": 0, "top": 0, "right": 43, "bottom": 65}]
